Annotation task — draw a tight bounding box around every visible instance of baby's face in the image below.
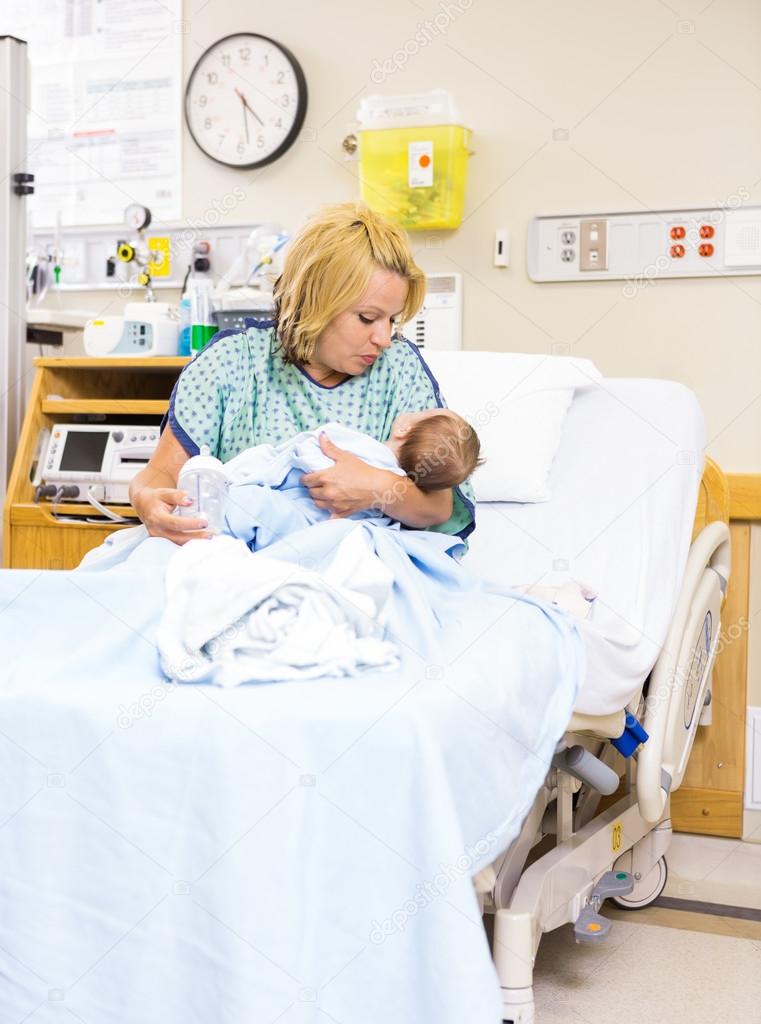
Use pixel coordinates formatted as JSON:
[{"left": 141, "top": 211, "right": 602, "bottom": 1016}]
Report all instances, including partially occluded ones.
[{"left": 391, "top": 408, "right": 457, "bottom": 439}]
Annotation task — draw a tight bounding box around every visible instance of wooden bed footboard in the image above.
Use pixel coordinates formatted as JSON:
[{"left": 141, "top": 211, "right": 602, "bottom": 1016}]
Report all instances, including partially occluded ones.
[{"left": 692, "top": 456, "right": 730, "bottom": 539}]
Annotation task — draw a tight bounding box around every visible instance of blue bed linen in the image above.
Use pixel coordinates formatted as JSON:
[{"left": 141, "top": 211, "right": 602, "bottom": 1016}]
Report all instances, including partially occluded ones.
[{"left": 0, "top": 497, "right": 583, "bottom": 1024}]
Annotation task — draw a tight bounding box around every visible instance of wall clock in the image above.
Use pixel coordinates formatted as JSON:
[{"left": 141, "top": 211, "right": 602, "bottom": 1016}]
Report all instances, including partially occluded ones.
[{"left": 185, "top": 33, "right": 307, "bottom": 169}]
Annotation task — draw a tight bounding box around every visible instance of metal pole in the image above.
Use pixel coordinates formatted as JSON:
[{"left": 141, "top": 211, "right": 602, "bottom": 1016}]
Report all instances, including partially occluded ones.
[{"left": 0, "top": 35, "right": 32, "bottom": 533}]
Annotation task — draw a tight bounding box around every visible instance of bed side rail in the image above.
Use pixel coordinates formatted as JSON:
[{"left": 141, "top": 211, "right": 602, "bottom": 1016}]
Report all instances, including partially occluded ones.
[{"left": 637, "top": 519, "right": 730, "bottom": 822}]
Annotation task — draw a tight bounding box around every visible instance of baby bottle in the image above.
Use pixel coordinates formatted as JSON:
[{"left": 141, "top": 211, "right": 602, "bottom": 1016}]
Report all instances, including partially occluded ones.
[{"left": 177, "top": 445, "right": 229, "bottom": 534}]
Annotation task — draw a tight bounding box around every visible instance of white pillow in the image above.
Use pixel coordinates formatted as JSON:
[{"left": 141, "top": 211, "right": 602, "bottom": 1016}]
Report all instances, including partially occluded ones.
[{"left": 419, "top": 350, "right": 601, "bottom": 502}]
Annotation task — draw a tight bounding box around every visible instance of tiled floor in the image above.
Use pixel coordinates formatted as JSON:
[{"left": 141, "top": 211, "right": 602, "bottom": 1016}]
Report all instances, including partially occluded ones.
[
  {"left": 606, "top": 902, "right": 761, "bottom": 940},
  {"left": 663, "top": 832, "right": 761, "bottom": 910},
  {"left": 533, "top": 917, "right": 761, "bottom": 1024},
  {"left": 530, "top": 834, "right": 761, "bottom": 1022}
]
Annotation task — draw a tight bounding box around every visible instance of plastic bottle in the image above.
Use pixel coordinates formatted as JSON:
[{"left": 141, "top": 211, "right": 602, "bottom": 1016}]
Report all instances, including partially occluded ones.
[
  {"left": 188, "top": 278, "right": 216, "bottom": 354},
  {"left": 178, "top": 295, "right": 192, "bottom": 357},
  {"left": 176, "top": 445, "right": 229, "bottom": 534}
]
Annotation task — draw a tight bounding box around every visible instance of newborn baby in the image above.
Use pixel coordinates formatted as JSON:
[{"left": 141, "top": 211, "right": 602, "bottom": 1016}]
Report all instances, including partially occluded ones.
[
  {"left": 220, "top": 409, "right": 482, "bottom": 541},
  {"left": 224, "top": 408, "right": 482, "bottom": 494}
]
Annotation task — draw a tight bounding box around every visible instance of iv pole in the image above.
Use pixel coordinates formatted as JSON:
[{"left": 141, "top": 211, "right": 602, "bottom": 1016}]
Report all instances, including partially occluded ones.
[{"left": 0, "top": 35, "right": 33, "bottom": 539}]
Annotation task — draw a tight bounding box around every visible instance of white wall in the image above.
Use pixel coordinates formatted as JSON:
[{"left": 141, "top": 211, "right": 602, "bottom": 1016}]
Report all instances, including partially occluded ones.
[{"left": 38, "top": 0, "right": 761, "bottom": 470}]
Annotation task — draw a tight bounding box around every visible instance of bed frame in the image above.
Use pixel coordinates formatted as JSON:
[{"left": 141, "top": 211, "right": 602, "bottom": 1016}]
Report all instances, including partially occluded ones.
[{"left": 481, "top": 458, "right": 731, "bottom": 1024}]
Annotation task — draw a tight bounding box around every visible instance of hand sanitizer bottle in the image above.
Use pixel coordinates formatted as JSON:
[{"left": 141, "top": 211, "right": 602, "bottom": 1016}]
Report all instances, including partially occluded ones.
[{"left": 177, "top": 445, "right": 229, "bottom": 534}]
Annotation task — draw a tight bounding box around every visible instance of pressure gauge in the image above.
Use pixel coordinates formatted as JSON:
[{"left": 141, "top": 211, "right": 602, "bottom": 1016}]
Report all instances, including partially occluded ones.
[
  {"left": 184, "top": 33, "right": 307, "bottom": 169},
  {"left": 125, "top": 203, "right": 151, "bottom": 231}
]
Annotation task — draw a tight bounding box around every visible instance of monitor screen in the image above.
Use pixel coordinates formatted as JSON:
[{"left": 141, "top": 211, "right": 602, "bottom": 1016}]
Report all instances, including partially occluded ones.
[{"left": 59, "top": 431, "right": 109, "bottom": 473}]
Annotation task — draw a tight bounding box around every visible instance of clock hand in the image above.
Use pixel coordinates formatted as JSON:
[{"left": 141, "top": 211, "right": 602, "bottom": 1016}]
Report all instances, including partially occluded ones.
[
  {"left": 234, "top": 87, "right": 250, "bottom": 144},
  {"left": 241, "top": 94, "right": 264, "bottom": 127}
]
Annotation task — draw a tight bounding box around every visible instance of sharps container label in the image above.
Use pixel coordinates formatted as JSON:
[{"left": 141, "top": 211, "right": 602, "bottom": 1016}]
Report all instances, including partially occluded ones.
[{"left": 408, "top": 141, "right": 434, "bottom": 187}]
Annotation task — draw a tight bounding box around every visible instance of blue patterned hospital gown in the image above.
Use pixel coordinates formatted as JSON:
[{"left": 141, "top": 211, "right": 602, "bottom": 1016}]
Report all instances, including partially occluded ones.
[{"left": 165, "top": 320, "right": 475, "bottom": 541}]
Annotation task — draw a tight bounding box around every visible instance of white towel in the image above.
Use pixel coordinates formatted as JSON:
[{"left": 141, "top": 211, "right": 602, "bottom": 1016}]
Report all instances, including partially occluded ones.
[{"left": 157, "top": 527, "right": 399, "bottom": 686}]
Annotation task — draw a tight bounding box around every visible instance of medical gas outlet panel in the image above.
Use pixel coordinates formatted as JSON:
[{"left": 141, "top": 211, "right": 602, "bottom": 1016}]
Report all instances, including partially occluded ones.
[{"left": 527, "top": 206, "right": 761, "bottom": 283}]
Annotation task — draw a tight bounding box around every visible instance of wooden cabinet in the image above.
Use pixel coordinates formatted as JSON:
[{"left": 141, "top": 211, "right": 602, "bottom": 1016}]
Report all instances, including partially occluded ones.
[
  {"left": 2, "top": 357, "right": 188, "bottom": 569},
  {"left": 671, "top": 520, "right": 749, "bottom": 837}
]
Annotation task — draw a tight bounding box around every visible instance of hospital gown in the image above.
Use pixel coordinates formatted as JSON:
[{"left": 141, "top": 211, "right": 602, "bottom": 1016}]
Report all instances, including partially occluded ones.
[{"left": 165, "top": 320, "right": 476, "bottom": 540}]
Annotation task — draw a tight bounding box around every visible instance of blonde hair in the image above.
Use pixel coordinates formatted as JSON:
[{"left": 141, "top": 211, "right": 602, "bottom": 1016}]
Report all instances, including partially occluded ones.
[
  {"left": 398, "top": 413, "right": 483, "bottom": 492},
  {"left": 273, "top": 202, "right": 426, "bottom": 364}
]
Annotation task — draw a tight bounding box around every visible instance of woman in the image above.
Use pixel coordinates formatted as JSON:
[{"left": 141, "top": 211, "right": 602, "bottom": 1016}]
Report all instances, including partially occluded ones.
[{"left": 130, "top": 202, "right": 475, "bottom": 545}]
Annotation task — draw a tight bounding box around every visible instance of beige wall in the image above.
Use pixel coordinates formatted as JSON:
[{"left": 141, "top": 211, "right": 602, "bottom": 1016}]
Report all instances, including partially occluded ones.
[{"left": 36, "top": 0, "right": 761, "bottom": 470}]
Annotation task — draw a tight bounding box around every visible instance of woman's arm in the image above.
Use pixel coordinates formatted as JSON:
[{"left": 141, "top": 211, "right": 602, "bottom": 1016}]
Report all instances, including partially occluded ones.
[
  {"left": 380, "top": 340, "right": 475, "bottom": 539},
  {"left": 378, "top": 472, "right": 453, "bottom": 527},
  {"left": 129, "top": 428, "right": 210, "bottom": 543},
  {"left": 301, "top": 434, "right": 452, "bottom": 527}
]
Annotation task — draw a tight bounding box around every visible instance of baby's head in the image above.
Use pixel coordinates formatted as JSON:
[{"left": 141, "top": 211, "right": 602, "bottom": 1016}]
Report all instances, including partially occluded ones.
[{"left": 387, "top": 409, "right": 482, "bottom": 491}]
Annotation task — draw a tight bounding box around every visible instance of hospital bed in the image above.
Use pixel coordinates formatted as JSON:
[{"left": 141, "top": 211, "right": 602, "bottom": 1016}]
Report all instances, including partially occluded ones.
[
  {"left": 0, "top": 363, "right": 726, "bottom": 1024},
  {"left": 463, "top": 377, "right": 729, "bottom": 1024}
]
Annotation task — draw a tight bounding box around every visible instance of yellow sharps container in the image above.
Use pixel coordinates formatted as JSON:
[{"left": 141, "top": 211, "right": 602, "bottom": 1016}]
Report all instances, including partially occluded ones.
[{"left": 356, "top": 91, "right": 471, "bottom": 231}]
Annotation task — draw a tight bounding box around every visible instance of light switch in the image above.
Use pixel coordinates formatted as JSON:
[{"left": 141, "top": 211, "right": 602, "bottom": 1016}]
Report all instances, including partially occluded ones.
[{"left": 494, "top": 228, "right": 510, "bottom": 267}]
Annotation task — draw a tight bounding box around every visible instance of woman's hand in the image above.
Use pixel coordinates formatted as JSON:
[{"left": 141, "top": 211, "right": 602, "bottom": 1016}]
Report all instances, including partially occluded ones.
[
  {"left": 131, "top": 486, "right": 212, "bottom": 544},
  {"left": 301, "top": 435, "right": 402, "bottom": 519},
  {"left": 128, "top": 429, "right": 211, "bottom": 544}
]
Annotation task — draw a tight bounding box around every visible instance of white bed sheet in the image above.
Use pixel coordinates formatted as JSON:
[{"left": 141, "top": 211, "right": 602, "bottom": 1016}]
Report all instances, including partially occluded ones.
[{"left": 465, "top": 378, "right": 705, "bottom": 716}]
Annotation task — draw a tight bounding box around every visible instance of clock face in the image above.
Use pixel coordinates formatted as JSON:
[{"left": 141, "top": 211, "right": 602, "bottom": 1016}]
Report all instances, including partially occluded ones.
[{"left": 185, "top": 33, "right": 307, "bottom": 169}]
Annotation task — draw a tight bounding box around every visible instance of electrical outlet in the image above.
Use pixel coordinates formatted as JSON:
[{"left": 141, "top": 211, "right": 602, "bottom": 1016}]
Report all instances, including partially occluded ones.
[{"left": 579, "top": 218, "right": 608, "bottom": 271}]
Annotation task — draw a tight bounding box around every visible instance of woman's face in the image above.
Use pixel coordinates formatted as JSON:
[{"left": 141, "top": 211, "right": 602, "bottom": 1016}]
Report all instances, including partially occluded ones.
[{"left": 308, "top": 269, "right": 409, "bottom": 378}]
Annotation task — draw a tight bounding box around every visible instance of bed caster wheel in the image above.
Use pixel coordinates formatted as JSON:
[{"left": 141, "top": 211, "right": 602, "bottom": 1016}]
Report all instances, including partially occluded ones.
[{"left": 611, "top": 855, "right": 668, "bottom": 910}]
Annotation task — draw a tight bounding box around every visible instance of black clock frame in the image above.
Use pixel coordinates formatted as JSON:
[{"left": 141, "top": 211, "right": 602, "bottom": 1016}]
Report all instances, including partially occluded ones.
[{"left": 184, "top": 32, "right": 308, "bottom": 170}]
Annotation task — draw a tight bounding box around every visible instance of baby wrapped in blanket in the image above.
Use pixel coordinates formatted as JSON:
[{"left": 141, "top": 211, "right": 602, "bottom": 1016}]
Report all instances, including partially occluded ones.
[
  {"left": 158, "top": 409, "right": 482, "bottom": 686},
  {"left": 223, "top": 407, "right": 482, "bottom": 527}
]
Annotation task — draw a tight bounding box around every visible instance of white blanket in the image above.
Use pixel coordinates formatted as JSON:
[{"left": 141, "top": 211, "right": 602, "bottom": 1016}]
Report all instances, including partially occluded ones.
[
  {"left": 156, "top": 428, "right": 408, "bottom": 688},
  {"left": 158, "top": 528, "right": 398, "bottom": 686}
]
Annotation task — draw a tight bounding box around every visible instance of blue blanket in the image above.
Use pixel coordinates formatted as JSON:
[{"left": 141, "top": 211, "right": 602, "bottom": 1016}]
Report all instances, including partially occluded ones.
[{"left": 0, "top": 485, "right": 583, "bottom": 1024}]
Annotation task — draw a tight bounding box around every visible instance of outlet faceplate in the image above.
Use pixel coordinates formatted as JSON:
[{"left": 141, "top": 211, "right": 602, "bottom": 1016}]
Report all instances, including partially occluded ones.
[
  {"left": 528, "top": 206, "right": 761, "bottom": 282},
  {"left": 580, "top": 219, "right": 608, "bottom": 271}
]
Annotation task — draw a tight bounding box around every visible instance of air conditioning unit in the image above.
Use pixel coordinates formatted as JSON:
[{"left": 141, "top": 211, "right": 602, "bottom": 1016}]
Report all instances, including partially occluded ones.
[{"left": 407, "top": 272, "right": 462, "bottom": 351}]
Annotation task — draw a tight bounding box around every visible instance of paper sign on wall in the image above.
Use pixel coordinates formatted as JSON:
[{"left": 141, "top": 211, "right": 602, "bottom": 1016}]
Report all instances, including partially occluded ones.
[{"left": 0, "top": 0, "right": 182, "bottom": 227}]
